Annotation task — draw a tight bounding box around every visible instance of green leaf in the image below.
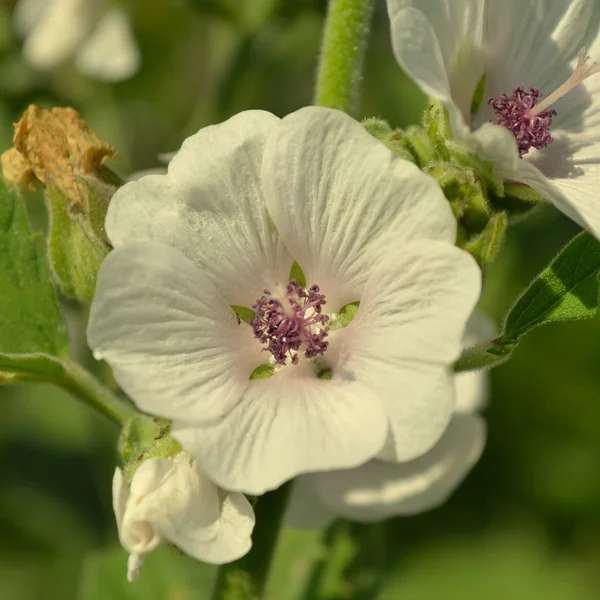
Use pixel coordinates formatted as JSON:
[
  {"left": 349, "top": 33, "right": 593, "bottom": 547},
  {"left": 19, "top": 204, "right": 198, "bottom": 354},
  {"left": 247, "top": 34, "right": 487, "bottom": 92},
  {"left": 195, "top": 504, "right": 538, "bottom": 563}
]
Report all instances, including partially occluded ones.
[
  {"left": 0, "top": 177, "right": 69, "bottom": 378},
  {"left": 78, "top": 545, "right": 216, "bottom": 600},
  {"left": 504, "top": 231, "right": 600, "bottom": 340}
]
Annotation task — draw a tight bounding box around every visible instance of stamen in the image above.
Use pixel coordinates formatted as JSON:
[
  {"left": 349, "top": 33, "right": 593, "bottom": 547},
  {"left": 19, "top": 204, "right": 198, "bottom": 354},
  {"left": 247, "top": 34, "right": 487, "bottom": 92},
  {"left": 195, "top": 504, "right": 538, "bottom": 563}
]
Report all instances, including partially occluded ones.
[
  {"left": 530, "top": 49, "right": 600, "bottom": 116},
  {"left": 250, "top": 279, "right": 330, "bottom": 366},
  {"left": 488, "top": 48, "right": 600, "bottom": 158},
  {"left": 488, "top": 86, "right": 557, "bottom": 157}
]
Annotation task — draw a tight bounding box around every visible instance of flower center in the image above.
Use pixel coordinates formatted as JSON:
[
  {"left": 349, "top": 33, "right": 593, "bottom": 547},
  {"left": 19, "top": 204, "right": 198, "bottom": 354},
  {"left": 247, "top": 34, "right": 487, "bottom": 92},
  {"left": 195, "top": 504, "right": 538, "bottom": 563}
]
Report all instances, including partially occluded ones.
[
  {"left": 250, "top": 279, "right": 330, "bottom": 366},
  {"left": 488, "top": 49, "right": 600, "bottom": 157}
]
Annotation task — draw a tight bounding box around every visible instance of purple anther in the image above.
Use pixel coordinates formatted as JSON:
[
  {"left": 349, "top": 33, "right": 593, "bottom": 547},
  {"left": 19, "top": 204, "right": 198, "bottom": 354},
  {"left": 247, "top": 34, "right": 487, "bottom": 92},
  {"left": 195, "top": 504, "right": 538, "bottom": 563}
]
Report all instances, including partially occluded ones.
[
  {"left": 250, "top": 279, "right": 330, "bottom": 366},
  {"left": 488, "top": 86, "right": 557, "bottom": 157}
]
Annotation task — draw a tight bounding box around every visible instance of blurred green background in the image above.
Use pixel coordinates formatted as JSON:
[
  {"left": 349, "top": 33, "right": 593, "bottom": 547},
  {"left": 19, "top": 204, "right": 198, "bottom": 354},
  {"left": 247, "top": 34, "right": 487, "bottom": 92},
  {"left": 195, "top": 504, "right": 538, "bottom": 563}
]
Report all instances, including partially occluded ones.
[{"left": 1, "top": 1, "right": 600, "bottom": 599}]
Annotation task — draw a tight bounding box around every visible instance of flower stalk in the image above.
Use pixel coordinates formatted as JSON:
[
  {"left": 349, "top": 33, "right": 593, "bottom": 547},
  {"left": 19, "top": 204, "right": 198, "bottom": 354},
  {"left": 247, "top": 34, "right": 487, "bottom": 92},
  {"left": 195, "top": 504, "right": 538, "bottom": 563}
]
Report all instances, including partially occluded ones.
[
  {"left": 314, "top": 0, "right": 375, "bottom": 114},
  {"left": 210, "top": 482, "right": 292, "bottom": 600},
  {"left": 58, "top": 360, "right": 137, "bottom": 426}
]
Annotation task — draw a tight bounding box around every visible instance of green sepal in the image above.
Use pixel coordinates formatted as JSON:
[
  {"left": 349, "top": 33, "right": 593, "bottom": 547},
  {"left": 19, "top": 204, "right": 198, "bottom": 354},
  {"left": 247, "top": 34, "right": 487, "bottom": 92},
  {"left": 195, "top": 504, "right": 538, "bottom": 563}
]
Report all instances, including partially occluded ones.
[
  {"left": 503, "top": 231, "right": 600, "bottom": 341},
  {"left": 119, "top": 414, "right": 182, "bottom": 481},
  {"left": 422, "top": 100, "right": 504, "bottom": 197},
  {"left": 423, "top": 100, "right": 452, "bottom": 160},
  {"left": 463, "top": 212, "right": 507, "bottom": 268},
  {"left": 361, "top": 117, "right": 392, "bottom": 140},
  {"left": 289, "top": 260, "right": 307, "bottom": 287},
  {"left": 0, "top": 176, "right": 69, "bottom": 382},
  {"left": 329, "top": 300, "right": 360, "bottom": 331},
  {"left": 232, "top": 305, "right": 255, "bottom": 324},
  {"left": 503, "top": 182, "right": 547, "bottom": 204},
  {"left": 424, "top": 163, "right": 490, "bottom": 231},
  {"left": 46, "top": 184, "right": 108, "bottom": 303},
  {"left": 361, "top": 118, "right": 416, "bottom": 163},
  {"left": 249, "top": 363, "right": 275, "bottom": 380},
  {"left": 403, "top": 125, "right": 440, "bottom": 167}
]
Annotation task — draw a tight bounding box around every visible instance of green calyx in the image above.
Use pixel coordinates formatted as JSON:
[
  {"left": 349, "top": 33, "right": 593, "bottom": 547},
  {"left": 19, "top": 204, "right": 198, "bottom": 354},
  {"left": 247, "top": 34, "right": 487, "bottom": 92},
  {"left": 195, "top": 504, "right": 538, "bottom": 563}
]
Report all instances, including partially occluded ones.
[
  {"left": 119, "top": 414, "right": 182, "bottom": 481},
  {"left": 46, "top": 183, "right": 110, "bottom": 304},
  {"left": 363, "top": 100, "right": 547, "bottom": 268}
]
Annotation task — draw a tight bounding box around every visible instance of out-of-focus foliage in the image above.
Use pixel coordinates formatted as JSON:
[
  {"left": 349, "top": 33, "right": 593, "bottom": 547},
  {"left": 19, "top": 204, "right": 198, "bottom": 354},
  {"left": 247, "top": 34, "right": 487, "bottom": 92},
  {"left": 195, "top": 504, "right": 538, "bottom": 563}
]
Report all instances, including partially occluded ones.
[{"left": 1, "top": 1, "right": 600, "bottom": 599}]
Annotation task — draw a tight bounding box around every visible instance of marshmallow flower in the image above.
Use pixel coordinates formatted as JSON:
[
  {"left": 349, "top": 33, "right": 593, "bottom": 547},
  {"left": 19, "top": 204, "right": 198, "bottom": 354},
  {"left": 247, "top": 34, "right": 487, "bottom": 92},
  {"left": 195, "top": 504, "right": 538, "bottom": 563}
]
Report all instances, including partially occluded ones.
[
  {"left": 113, "top": 453, "right": 254, "bottom": 582},
  {"left": 286, "top": 311, "right": 494, "bottom": 527},
  {"left": 88, "top": 106, "right": 481, "bottom": 496},
  {"left": 14, "top": 0, "right": 140, "bottom": 82},
  {"left": 388, "top": 0, "right": 600, "bottom": 239}
]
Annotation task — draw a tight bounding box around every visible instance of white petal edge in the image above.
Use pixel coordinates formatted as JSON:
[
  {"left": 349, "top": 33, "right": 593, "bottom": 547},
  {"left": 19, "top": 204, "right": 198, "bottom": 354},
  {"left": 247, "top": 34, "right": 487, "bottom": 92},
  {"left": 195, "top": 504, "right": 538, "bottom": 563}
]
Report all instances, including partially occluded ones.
[
  {"left": 173, "top": 366, "right": 388, "bottom": 495},
  {"left": 331, "top": 239, "right": 482, "bottom": 462},
  {"left": 88, "top": 241, "right": 261, "bottom": 422},
  {"left": 387, "top": 5, "right": 469, "bottom": 139},
  {"left": 261, "top": 106, "right": 457, "bottom": 310},
  {"left": 306, "top": 413, "right": 486, "bottom": 523},
  {"left": 455, "top": 309, "right": 497, "bottom": 413},
  {"left": 105, "top": 110, "right": 292, "bottom": 307},
  {"left": 470, "top": 123, "right": 600, "bottom": 240}
]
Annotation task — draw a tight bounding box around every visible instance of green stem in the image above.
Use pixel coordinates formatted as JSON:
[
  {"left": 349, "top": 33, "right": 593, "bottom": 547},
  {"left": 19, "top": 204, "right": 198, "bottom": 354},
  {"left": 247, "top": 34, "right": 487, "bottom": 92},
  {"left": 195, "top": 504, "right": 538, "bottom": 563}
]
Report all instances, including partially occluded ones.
[
  {"left": 454, "top": 339, "right": 516, "bottom": 373},
  {"left": 314, "top": 0, "right": 375, "bottom": 114},
  {"left": 57, "top": 360, "right": 137, "bottom": 426},
  {"left": 211, "top": 482, "right": 292, "bottom": 600}
]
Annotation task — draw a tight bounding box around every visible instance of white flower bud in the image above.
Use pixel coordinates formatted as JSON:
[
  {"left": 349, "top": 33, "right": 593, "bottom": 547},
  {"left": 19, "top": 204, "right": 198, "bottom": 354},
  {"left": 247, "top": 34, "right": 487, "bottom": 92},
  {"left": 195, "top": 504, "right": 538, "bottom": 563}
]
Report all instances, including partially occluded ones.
[{"left": 112, "top": 453, "right": 255, "bottom": 582}]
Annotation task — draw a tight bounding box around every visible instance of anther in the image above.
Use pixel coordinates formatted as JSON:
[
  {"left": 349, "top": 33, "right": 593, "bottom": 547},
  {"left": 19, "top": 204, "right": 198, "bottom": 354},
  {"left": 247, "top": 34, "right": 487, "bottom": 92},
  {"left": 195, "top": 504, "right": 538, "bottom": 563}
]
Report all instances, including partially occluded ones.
[{"left": 250, "top": 280, "right": 330, "bottom": 366}]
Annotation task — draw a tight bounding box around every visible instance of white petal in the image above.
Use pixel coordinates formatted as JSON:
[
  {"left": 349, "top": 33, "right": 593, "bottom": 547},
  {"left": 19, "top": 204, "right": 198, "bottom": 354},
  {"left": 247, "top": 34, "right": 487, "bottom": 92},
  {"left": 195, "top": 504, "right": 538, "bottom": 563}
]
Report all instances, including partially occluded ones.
[
  {"left": 387, "top": 4, "right": 472, "bottom": 138},
  {"left": 173, "top": 368, "right": 388, "bottom": 495},
  {"left": 75, "top": 9, "right": 140, "bottom": 82},
  {"left": 307, "top": 413, "right": 485, "bottom": 522},
  {"left": 388, "top": 0, "right": 485, "bottom": 128},
  {"left": 261, "top": 106, "right": 456, "bottom": 310},
  {"left": 88, "top": 242, "right": 260, "bottom": 422},
  {"left": 22, "top": 0, "right": 100, "bottom": 70},
  {"left": 332, "top": 240, "right": 481, "bottom": 461},
  {"left": 470, "top": 123, "right": 600, "bottom": 239},
  {"left": 455, "top": 309, "right": 496, "bottom": 413},
  {"left": 127, "top": 553, "right": 144, "bottom": 583},
  {"left": 111, "top": 467, "right": 129, "bottom": 530},
  {"left": 208, "top": 491, "right": 255, "bottom": 564},
  {"left": 127, "top": 455, "right": 253, "bottom": 564},
  {"left": 484, "top": 0, "right": 600, "bottom": 100},
  {"left": 13, "top": 0, "right": 50, "bottom": 38},
  {"left": 105, "top": 111, "right": 291, "bottom": 307},
  {"left": 285, "top": 476, "right": 336, "bottom": 530}
]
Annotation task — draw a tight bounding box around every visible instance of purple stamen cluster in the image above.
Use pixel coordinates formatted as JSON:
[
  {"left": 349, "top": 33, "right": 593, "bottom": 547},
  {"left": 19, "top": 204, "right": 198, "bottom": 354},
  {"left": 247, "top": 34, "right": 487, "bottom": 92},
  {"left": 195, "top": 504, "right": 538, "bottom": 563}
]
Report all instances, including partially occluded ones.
[
  {"left": 487, "top": 86, "right": 557, "bottom": 157},
  {"left": 250, "top": 279, "right": 330, "bottom": 366}
]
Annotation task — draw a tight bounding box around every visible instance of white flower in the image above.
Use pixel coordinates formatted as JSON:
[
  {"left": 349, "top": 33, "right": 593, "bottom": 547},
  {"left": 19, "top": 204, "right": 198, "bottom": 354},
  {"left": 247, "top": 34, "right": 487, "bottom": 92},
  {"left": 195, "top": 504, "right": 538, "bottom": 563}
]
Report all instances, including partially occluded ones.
[
  {"left": 14, "top": 0, "right": 140, "bottom": 82},
  {"left": 286, "top": 310, "right": 495, "bottom": 527},
  {"left": 88, "top": 106, "right": 481, "bottom": 495},
  {"left": 112, "top": 453, "right": 254, "bottom": 582},
  {"left": 388, "top": 0, "right": 600, "bottom": 239}
]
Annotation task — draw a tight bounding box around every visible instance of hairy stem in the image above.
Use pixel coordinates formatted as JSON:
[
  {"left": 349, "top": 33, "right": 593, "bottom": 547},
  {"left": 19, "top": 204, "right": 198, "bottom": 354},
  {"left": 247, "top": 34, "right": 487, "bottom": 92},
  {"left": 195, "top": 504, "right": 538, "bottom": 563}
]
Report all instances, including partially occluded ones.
[
  {"left": 57, "top": 360, "right": 137, "bottom": 425},
  {"left": 314, "top": 0, "right": 375, "bottom": 114}
]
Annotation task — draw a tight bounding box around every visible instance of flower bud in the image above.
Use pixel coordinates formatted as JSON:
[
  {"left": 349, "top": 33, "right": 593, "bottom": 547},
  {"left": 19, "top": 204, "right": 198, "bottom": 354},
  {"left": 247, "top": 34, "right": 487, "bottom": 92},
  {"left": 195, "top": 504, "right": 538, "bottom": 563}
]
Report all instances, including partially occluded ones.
[
  {"left": 113, "top": 452, "right": 255, "bottom": 582},
  {"left": 1, "top": 105, "right": 120, "bottom": 302}
]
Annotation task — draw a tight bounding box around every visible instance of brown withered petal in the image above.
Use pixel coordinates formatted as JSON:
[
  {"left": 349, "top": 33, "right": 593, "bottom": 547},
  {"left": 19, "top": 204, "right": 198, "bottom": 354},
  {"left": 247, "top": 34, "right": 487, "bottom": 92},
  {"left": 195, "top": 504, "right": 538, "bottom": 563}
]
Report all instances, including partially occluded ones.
[
  {"left": 12, "top": 105, "right": 117, "bottom": 207},
  {"left": 0, "top": 148, "right": 38, "bottom": 190}
]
